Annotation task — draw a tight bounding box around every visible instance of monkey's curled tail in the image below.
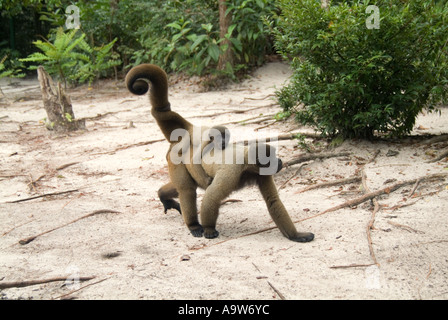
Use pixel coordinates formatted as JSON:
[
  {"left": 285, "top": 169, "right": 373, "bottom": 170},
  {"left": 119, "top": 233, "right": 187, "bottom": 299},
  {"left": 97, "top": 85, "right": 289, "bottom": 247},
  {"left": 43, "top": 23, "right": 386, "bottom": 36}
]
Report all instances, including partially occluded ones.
[{"left": 125, "top": 64, "right": 171, "bottom": 112}]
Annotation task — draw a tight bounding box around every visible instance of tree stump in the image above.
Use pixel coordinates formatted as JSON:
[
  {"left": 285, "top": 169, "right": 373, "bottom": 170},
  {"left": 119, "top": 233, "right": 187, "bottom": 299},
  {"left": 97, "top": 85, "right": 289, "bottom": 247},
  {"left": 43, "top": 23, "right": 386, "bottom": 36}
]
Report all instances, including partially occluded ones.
[{"left": 37, "top": 66, "right": 85, "bottom": 132}]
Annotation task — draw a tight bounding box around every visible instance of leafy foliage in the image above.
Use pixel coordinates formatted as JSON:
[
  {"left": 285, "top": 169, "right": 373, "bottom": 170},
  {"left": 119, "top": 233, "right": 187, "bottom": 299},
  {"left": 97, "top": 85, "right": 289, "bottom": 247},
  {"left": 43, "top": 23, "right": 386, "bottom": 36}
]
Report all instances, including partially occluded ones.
[
  {"left": 0, "top": 54, "right": 24, "bottom": 80},
  {"left": 20, "top": 28, "right": 120, "bottom": 86},
  {"left": 20, "top": 28, "right": 89, "bottom": 85},
  {"left": 70, "top": 38, "right": 121, "bottom": 85},
  {"left": 129, "top": 0, "right": 277, "bottom": 77},
  {"left": 274, "top": 0, "right": 448, "bottom": 138},
  {"left": 3, "top": 0, "right": 278, "bottom": 82}
]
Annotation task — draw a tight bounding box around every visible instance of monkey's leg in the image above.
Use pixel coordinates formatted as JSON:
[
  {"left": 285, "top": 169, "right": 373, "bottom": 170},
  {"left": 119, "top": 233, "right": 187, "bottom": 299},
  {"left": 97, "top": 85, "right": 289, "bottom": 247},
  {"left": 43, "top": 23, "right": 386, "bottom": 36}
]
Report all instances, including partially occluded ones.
[
  {"left": 257, "top": 175, "right": 314, "bottom": 242},
  {"left": 200, "top": 171, "right": 240, "bottom": 239},
  {"left": 157, "top": 182, "right": 181, "bottom": 214},
  {"left": 169, "top": 163, "right": 203, "bottom": 237}
]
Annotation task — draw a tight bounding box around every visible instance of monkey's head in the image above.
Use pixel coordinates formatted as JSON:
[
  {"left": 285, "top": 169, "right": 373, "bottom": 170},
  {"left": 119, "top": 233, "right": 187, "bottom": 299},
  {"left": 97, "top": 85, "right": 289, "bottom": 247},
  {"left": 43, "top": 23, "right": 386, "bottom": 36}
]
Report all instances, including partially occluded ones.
[
  {"left": 248, "top": 142, "right": 283, "bottom": 176},
  {"left": 208, "top": 126, "right": 231, "bottom": 150}
]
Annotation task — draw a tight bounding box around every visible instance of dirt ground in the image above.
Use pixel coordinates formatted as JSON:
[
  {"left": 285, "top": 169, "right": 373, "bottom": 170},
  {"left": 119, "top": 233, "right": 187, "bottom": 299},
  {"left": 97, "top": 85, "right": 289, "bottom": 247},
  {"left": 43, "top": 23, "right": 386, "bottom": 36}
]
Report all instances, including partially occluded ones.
[{"left": 1, "top": 62, "right": 447, "bottom": 300}]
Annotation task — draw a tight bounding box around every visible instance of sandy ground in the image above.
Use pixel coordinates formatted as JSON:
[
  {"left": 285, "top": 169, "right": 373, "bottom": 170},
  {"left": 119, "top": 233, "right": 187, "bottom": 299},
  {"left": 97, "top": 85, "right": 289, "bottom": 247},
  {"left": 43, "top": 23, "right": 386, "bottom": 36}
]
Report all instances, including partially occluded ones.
[{"left": 0, "top": 62, "right": 447, "bottom": 300}]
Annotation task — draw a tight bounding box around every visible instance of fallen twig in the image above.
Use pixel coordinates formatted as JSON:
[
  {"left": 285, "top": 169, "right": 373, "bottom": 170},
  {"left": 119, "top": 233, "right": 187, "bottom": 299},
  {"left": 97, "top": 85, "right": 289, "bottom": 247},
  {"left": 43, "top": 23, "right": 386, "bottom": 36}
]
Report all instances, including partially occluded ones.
[
  {"left": 19, "top": 209, "right": 121, "bottom": 245},
  {"left": 242, "top": 94, "right": 275, "bottom": 102},
  {"left": 56, "top": 162, "right": 80, "bottom": 171},
  {"left": 295, "top": 175, "right": 361, "bottom": 194},
  {"left": 220, "top": 113, "right": 277, "bottom": 125},
  {"left": 387, "top": 221, "right": 424, "bottom": 234},
  {"left": 54, "top": 277, "right": 110, "bottom": 300},
  {"left": 195, "top": 105, "right": 270, "bottom": 118},
  {"left": 285, "top": 152, "right": 351, "bottom": 167},
  {"left": 362, "top": 170, "right": 380, "bottom": 266},
  {"left": 384, "top": 200, "right": 419, "bottom": 213},
  {"left": 91, "top": 139, "right": 164, "bottom": 155},
  {"left": 80, "top": 111, "right": 124, "bottom": 121},
  {"left": 408, "top": 178, "right": 421, "bottom": 197},
  {"left": 7, "top": 188, "right": 79, "bottom": 204},
  {"left": 254, "top": 120, "right": 278, "bottom": 131},
  {"left": 191, "top": 172, "right": 448, "bottom": 250},
  {"left": 330, "top": 263, "right": 376, "bottom": 269},
  {"left": 367, "top": 149, "right": 381, "bottom": 164},
  {"left": 267, "top": 281, "right": 286, "bottom": 300},
  {"left": 1, "top": 219, "right": 35, "bottom": 237},
  {"left": 296, "top": 172, "right": 448, "bottom": 224},
  {"left": 427, "top": 148, "right": 448, "bottom": 163},
  {"left": 421, "top": 134, "right": 448, "bottom": 145},
  {"left": 279, "top": 164, "right": 308, "bottom": 190},
  {"left": 0, "top": 276, "right": 95, "bottom": 289},
  {"left": 241, "top": 132, "right": 322, "bottom": 146}
]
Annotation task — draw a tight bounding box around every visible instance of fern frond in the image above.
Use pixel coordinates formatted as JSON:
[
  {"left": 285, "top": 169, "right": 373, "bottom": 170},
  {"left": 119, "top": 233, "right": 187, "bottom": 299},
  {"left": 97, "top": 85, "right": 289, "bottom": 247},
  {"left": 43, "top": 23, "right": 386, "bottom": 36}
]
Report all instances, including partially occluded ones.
[
  {"left": 20, "top": 52, "right": 51, "bottom": 62},
  {"left": 64, "top": 32, "right": 87, "bottom": 56},
  {"left": 77, "top": 36, "right": 93, "bottom": 53},
  {"left": 53, "top": 27, "right": 68, "bottom": 51}
]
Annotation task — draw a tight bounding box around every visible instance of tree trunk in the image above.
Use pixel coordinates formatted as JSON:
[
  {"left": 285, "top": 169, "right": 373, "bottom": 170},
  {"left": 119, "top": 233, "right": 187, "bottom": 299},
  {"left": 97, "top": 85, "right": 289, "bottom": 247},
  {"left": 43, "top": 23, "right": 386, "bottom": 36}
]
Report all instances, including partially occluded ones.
[
  {"left": 218, "top": 0, "right": 234, "bottom": 71},
  {"left": 37, "top": 66, "right": 85, "bottom": 132}
]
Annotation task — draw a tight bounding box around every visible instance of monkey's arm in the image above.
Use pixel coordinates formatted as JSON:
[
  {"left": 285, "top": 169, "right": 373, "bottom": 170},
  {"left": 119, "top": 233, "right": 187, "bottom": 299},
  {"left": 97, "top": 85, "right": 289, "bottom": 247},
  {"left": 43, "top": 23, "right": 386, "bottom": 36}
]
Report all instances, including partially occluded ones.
[
  {"left": 187, "top": 140, "right": 214, "bottom": 189},
  {"left": 168, "top": 156, "right": 203, "bottom": 237},
  {"left": 190, "top": 164, "right": 213, "bottom": 189},
  {"left": 200, "top": 168, "right": 242, "bottom": 239},
  {"left": 257, "top": 175, "right": 314, "bottom": 242}
]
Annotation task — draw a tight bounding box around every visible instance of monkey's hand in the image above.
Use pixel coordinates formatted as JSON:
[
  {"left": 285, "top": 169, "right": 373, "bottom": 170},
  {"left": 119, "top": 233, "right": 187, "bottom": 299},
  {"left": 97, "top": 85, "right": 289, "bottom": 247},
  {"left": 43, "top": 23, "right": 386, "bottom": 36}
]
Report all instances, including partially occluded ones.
[
  {"left": 289, "top": 232, "right": 314, "bottom": 243},
  {"left": 203, "top": 227, "right": 219, "bottom": 239},
  {"left": 189, "top": 224, "right": 204, "bottom": 237}
]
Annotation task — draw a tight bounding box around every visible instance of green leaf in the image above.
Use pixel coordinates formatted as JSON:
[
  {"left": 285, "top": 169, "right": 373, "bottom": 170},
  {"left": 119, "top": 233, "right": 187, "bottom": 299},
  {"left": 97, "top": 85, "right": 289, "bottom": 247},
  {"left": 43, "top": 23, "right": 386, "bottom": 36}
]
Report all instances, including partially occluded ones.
[
  {"left": 230, "top": 38, "right": 243, "bottom": 53},
  {"left": 201, "top": 23, "right": 213, "bottom": 33},
  {"left": 226, "top": 24, "right": 237, "bottom": 38},
  {"left": 207, "top": 43, "right": 221, "bottom": 62},
  {"left": 167, "top": 22, "right": 182, "bottom": 30},
  {"left": 191, "top": 35, "right": 208, "bottom": 51}
]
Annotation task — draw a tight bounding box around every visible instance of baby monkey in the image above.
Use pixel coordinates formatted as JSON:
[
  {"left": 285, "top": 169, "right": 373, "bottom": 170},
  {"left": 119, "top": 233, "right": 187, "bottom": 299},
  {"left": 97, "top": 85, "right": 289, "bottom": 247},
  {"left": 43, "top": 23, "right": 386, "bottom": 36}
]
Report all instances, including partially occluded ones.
[{"left": 159, "top": 125, "right": 230, "bottom": 214}]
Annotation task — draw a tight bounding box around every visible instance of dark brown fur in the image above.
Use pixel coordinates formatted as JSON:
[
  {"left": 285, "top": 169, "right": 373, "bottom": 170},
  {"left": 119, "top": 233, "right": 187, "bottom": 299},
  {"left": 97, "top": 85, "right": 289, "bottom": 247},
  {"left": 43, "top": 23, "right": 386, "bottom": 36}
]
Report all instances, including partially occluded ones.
[{"left": 125, "top": 64, "right": 314, "bottom": 242}]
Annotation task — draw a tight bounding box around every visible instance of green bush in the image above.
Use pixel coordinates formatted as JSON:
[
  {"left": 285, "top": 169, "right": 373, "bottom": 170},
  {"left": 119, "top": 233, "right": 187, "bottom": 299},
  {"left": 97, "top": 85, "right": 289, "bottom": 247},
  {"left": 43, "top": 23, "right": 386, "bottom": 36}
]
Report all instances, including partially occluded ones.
[
  {"left": 274, "top": 0, "right": 448, "bottom": 138},
  {"left": 0, "top": 54, "right": 25, "bottom": 80},
  {"left": 20, "top": 28, "right": 120, "bottom": 86},
  {"left": 130, "top": 0, "right": 277, "bottom": 77},
  {"left": 20, "top": 28, "right": 90, "bottom": 86},
  {"left": 3, "top": 0, "right": 279, "bottom": 81}
]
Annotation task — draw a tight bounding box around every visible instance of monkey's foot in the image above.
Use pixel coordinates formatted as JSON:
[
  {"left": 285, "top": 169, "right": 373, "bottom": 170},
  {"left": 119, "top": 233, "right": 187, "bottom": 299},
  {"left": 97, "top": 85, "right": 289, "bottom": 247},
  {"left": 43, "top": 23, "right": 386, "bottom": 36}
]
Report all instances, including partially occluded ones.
[
  {"left": 204, "top": 228, "right": 219, "bottom": 239},
  {"left": 189, "top": 225, "right": 204, "bottom": 237},
  {"left": 290, "top": 232, "right": 314, "bottom": 243}
]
